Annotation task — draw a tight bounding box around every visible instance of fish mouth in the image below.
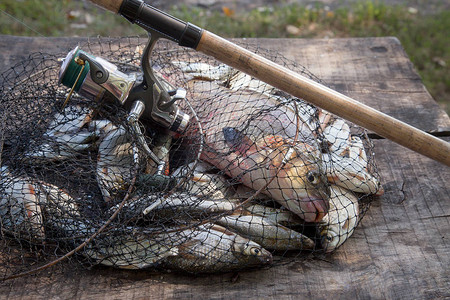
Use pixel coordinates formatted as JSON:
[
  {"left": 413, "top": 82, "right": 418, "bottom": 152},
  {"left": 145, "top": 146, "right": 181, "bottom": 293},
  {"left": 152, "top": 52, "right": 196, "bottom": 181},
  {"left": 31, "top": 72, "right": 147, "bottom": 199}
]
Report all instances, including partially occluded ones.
[
  {"left": 260, "top": 251, "right": 273, "bottom": 265},
  {"left": 301, "top": 197, "right": 329, "bottom": 223},
  {"left": 320, "top": 229, "right": 339, "bottom": 250}
]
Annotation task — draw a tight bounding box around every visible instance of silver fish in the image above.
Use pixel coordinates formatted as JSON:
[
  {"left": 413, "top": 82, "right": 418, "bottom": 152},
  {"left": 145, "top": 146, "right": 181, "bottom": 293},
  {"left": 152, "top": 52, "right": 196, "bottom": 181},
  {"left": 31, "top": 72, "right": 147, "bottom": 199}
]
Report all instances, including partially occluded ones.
[
  {"left": 322, "top": 118, "right": 351, "bottom": 156},
  {"left": 88, "top": 119, "right": 118, "bottom": 142},
  {"left": 215, "top": 209, "right": 314, "bottom": 251},
  {"left": 171, "top": 61, "right": 234, "bottom": 82},
  {"left": 320, "top": 116, "right": 383, "bottom": 196},
  {"left": 84, "top": 223, "right": 272, "bottom": 272},
  {"left": 0, "top": 166, "right": 79, "bottom": 242},
  {"left": 163, "top": 223, "right": 272, "bottom": 273},
  {"left": 0, "top": 166, "right": 45, "bottom": 242},
  {"left": 96, "top": 126, "right": 139, "bottom": 202},
  {"left": 23, "top": 105, "right": 94, "bottom": 162},
  {"left": 107, "top": 192, "right": 237, "bottom": 221},
  {"left": 319, "top": 185, "right": 359, "bottom": 252},
  {"left": 83, "top": 227, "right": 179, "bottom": 270},
  {"left": 36, "top": 181, "right": 82, "bottom": 238},
  {"left": 172, "top": 161, "right": 234, "bottom": 200},
  {"left": 244, "top": 203, "right": 304, "bottom": 227},
  {"left": 323, "top": 151, "right": 382, "bottom": 195}
]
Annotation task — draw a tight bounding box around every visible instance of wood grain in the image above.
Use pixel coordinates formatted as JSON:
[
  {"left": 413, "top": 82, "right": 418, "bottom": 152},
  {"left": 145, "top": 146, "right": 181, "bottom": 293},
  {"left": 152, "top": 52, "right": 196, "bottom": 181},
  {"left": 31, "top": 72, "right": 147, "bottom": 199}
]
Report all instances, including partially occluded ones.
[{"left": 0, "top": 35, "right": 449, "bottom": 300}]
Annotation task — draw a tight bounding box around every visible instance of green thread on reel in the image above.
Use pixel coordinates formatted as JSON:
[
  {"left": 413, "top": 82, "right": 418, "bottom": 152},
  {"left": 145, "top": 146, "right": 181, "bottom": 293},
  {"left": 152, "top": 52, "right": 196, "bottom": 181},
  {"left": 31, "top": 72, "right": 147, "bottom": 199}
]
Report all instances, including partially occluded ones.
[{"left": 60, "top": 47, "right": 91, "bottom": 92}]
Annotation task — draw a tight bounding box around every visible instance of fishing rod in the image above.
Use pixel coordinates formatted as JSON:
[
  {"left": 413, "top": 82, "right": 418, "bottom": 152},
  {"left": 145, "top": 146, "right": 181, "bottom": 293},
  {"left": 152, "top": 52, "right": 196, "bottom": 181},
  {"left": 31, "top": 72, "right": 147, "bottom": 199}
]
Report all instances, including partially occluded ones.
[{"left": 88, "top": 0, "right": 450, "bottom": 166}]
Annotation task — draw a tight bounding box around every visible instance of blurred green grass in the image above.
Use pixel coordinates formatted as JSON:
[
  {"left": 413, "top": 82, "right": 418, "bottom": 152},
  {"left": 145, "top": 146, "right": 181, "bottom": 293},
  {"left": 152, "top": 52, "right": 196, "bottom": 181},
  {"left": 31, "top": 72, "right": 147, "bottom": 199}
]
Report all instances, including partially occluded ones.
[{"left": 1, "top": 0, "right": 448, "bottom": 114}]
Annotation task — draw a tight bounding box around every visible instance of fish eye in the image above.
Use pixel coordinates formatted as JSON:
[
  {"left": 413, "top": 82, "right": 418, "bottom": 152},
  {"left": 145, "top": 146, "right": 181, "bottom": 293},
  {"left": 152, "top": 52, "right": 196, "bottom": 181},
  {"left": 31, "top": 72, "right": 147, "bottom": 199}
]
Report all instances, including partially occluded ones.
[
  {"left": 306, "top": 171, "right": 320, "bottom": 185},
  {"left": 250, "top": 247, "right": 261, "bottom": 256}
]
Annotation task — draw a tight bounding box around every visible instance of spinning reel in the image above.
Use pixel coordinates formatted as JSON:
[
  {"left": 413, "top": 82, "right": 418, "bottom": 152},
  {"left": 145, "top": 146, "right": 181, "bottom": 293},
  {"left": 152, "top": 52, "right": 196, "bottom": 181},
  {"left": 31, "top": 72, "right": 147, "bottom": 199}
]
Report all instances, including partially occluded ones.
[{"left": 59, "top": 31, "right": 190, "bottom": 173}]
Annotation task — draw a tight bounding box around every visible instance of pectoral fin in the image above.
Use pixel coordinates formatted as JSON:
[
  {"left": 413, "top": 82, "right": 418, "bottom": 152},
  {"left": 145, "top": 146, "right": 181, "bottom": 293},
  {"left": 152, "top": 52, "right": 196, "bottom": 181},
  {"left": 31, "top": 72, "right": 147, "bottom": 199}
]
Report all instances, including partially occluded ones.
[{"left": 222, "top": 127, "right": 255, "bottom": 156}]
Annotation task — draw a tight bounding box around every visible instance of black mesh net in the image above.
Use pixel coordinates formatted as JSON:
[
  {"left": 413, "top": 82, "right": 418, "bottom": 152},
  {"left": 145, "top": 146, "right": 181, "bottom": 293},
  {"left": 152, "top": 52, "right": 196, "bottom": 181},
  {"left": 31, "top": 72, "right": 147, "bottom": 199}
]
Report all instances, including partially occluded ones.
[{"left": 0, "top": 37, "right": 382, "bottom": 278}]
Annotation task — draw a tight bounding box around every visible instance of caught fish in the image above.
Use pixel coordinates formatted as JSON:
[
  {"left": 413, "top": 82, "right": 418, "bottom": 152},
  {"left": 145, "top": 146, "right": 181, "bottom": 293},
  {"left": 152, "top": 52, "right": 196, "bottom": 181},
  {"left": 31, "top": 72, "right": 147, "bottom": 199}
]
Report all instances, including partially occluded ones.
[
  {"left": 83, "top": 223, "right": 271, "bottom": 272},
  {"left": 230, "top": 184, "right": 273, "bottom": 202},
  {"left": 83, "top": 226, "right": 179, "bottom": 270},
  {"left": 215, "top": 209, "right": 315, "bottom": 251},
  {"left": 172, "top": 62, "right": 234, "bottom": 82},
  {"left": 23, "top": 105, "right": 94, "bottom": 162},
  {"left": 244, "top": 203, "right": 304, "bottom": 227},
  {"left": 96, "top": 125, "right": 139, "bottom": 202},
  {"left": 107, "top": 192, "right": 238, "bottom": 221},
  {"left": 172, "top": 161, "right": 234, "bottom": 200},
  {"left": 184, "top": 80, "right": 330, "bottom": 222},
  {"left": 214, "top": 70, "right": 381, "bottom": 198},
  {"left": 322, "top": 118, "right": 351, "bottom": 156},
  {"left": 36, "top": 180, "right": 83, "bottom": 238},
  {"left": 88, "top": 119, "right": 118, "bottom": 141},
  {"left": 0, "top": 166, "right": 45, "bottom": 242},
  {"left": 225, "top": 71, "right": 383, "bottom": 197},
  {"left": 163, "top": 223, "right": 272, "bottom": 273},
  {"left": 319, "top": 185, "right": 359, "bottom": 252},
  {"left": 0, "top": 166, "right": 80, "bottom": 242},
  {"left": 323, "top": 148, "right": 382, "bottom": 195},
  {"left": 319, "top": 114, "right": 383, "bottom": 195}
]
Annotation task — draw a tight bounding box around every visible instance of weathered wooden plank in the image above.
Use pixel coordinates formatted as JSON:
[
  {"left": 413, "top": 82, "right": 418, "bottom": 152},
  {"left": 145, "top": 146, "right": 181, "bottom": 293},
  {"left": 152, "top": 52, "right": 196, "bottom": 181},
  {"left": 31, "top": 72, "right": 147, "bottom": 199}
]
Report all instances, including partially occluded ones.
[
  {"left": 0, "top": 36, "right": 449, "bottom": 300},
  {"left": 0, "top": 36, "right": 76, "bottom": 72},
  {"left": 360, "top": 138, "right": 450, "bottom": 300}
]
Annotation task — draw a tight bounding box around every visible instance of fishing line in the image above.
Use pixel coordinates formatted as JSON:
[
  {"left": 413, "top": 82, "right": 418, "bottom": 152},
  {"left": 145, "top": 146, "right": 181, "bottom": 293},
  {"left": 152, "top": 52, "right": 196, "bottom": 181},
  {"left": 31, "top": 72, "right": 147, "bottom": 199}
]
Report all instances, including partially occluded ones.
[{"left": 0, "top": 8, "right": 46, "bottom": 37}]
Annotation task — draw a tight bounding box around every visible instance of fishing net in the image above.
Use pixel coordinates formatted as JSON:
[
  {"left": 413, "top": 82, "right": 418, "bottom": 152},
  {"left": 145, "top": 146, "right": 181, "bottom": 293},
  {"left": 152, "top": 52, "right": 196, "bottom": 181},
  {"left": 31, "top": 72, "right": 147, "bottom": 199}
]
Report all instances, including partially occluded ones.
[{"left": 0, "top": 37, "right": 382, "bottom": 278}]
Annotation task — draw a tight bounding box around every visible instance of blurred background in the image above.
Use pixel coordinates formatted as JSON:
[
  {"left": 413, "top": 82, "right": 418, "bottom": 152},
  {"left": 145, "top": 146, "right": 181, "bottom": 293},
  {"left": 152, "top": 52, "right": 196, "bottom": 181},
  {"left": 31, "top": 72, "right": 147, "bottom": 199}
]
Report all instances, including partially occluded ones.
[{"left": 0, "top": 0, "right": 448, "bottom": 114}]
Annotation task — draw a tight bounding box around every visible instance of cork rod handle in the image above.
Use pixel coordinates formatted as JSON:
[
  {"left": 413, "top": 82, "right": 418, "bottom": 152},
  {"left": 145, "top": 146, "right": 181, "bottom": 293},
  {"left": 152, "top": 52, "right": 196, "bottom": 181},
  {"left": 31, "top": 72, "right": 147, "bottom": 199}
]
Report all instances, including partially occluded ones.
[{"left": 89, "top": 0, "right": 123, "bottom": 13}]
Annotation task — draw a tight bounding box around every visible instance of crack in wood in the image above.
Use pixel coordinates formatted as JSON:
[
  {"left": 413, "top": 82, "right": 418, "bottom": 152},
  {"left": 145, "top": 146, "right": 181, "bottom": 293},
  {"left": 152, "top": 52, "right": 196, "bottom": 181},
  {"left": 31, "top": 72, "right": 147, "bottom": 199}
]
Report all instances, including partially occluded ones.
[
  {"left": 420, "top": 215, "right": 450, "bottom": 220},
  {"left": 398, "top": 180, "right": 406, "bottom": 204}
]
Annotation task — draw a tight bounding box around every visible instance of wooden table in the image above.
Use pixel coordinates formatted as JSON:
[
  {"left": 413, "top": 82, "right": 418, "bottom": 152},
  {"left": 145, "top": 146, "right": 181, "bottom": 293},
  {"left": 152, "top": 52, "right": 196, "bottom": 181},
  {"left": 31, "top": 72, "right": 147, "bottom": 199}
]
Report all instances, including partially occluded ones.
[{"left": 0, "top": 35, "right": 449, "bottom": 299}]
